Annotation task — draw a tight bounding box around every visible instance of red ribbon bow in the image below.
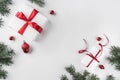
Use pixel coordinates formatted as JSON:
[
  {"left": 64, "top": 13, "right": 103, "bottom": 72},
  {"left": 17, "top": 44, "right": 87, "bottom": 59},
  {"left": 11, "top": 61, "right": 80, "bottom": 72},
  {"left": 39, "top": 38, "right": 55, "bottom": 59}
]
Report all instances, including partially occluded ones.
[
  {"left": 78, "top": 35, "right": 109, "bottom": 68},
  {"left": 16, "top": 9, "right": 43, "bottom": 35},
  {"left": 86, "top": 44, "right": 103, "bottom": 67}
]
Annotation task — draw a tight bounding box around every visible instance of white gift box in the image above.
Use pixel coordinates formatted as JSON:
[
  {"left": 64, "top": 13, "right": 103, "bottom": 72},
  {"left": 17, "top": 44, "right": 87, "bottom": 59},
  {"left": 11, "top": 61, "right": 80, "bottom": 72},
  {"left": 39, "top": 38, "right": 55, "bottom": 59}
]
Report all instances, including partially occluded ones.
[
  {"left": 9, "top": 5, "right": 48, "bottom": 41},
  {"left": 81, "top": 46, "right": 103, "bottom": 70}
]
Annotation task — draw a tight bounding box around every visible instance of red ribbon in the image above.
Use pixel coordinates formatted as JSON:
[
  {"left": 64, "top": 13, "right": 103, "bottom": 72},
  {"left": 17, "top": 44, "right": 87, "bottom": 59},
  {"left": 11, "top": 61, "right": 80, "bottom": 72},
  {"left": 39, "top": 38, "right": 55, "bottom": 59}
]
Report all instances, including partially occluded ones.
[
  {"left": 86, "top": 44, "right": 103, "bottom": 67},
  {"left": 100, "top": 34, "right": 109, "bottom": 47},
  {"left": 78, "top": 35, "right": 109, "bottom": 68},
  {"left": 78, "top": 39, "right": 88, "bottom": 53},
  {"left": 15, "top": 9, "right": 43, "bottom": 35}
]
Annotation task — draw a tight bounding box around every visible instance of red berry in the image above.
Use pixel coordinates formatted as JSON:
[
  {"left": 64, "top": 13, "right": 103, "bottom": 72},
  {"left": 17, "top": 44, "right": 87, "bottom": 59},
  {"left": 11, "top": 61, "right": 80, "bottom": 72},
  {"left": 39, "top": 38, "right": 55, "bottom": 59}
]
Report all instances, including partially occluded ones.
[
  {"left": 96, "top": 37, "right": 102, "bottom": 41},
  {"left": 9, "top": 36, "right": 15, "bottom": 41},
  {"left": 99, "top": 64, "right": 105, "bottom": 69},
  {"left": 21, "top": 41, "right": 30, "bottom": 53},
  {"left": 50, "top": 10, "right": 55, "bottom": 15}
]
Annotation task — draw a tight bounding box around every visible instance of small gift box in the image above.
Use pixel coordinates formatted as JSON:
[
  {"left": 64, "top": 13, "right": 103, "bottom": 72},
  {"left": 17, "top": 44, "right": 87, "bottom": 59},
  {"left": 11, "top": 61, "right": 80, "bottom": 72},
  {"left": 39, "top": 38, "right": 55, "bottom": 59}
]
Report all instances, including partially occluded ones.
[
  {"left": 81, "top": 46, "right": 104, "bottom": 70},
  {"left": 9, "top": 5, "right": 48, "bottom": 41}
]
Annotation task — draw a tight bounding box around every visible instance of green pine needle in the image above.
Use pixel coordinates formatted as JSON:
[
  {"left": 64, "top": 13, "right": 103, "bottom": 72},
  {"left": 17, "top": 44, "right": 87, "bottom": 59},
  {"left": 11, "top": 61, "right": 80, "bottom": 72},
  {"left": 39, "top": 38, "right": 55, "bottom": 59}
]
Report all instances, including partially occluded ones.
[
  {"left": 0, "top": 69, "right": 7, "bottom": 79},
  {"left": 29, "top": 0, "right": 45, "bottom": 7},
  {"left": 0, "top": 43, "right": 15, "bottom": 79},
  {"left": 107, "top": 46, "right": 120, "bottom": 70},
  {"left": 61, "top": 65, "right": 99, "bottom": 80},
  {"left": 0, "top": 0, "right": 12, "bottom": 16},
  {"left": 83, "top": 70, "right": 90, "bottom": 78},
  {"left": 88, "top": 74, "right": 100, "bottom": 80},
  {"left": 65, "top": 65, "right": 75, "bottom": 76},
  {"left": 61, "top": 75, "right": 68, "bottom": 80},
  {"left": 73, "top": 72, "right": 83, "bottom": 80},
  {"left": 0, "top": 57, "right": 13, "bottom": 66},
  {"left": 0, "top": 44, "right": 15, "bottom": 58}
]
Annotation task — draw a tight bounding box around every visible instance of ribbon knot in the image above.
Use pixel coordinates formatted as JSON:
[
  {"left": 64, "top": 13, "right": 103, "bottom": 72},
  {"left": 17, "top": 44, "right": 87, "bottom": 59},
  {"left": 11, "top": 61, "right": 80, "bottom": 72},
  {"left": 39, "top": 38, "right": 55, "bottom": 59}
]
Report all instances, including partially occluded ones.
[
  {"left": 87, "top": 53, "right": 100, "bottom": 63},
  {"left": 16, "top": 9, "right": 43, "bottom": 35},
  {"left": 26, "top": 21, "right": 31, "bottom": 23},
  {"left": 86, "top": 43, "right": 103, "bottom": 67}
]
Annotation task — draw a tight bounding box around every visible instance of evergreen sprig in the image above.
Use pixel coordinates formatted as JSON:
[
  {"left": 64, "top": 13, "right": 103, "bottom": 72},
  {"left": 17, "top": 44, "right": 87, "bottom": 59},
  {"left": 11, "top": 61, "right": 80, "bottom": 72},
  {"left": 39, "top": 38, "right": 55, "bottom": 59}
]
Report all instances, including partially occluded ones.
[
  {"left": 0, "top": 0, "right": 12, "bottom": 16},
  {"left": 61, "top": 75, "right": 68, "bottom": 80},
  {"left": 106, "top": 75, "right": 115, "bottom": 80},
  {"left": 0, "top": 69, "right": 7, "bottom": 79},
  {"left": 28, "top": 0, "right": 45, "bottom": 7},
  {"left": 107, "top": 46, "right": 120, "bottom": 70},
  {"left": 88, "top": 74, "right": 99, "bottom": 80},
  {"left": 0, "top": 43, "right": 15, "bottom": 79},
  {"left": 61, "top": 65, "right": 99, "bottom": 80}
]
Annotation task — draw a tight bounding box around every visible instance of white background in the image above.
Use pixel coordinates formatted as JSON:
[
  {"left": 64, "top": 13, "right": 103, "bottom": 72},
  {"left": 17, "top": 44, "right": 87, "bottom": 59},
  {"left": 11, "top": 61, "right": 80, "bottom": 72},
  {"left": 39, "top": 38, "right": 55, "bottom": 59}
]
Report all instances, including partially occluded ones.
[{"left": 1, "top": 0, "right": 120, "bottom": 80}]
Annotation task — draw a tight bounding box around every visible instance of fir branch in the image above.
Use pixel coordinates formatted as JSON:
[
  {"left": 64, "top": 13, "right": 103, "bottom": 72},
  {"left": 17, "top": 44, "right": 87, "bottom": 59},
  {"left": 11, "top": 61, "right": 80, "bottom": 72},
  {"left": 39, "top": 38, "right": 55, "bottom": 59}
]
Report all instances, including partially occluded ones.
[
  {"left": 61, "top": 75, "right": 68, "bottom": 80},
  {"left": 0, "top": 69, "right": 7, "bottom": 79},
  {"left": 2, "top": 0, "right": 12, "bottom": 4},
  {"left": 88, "top": 74, "right": 100, "bottom": 80},
  {"left": 65, "top": 65, "right": 75, "bottom": 76},
  {"left": 107, "top": 46, "right": 120, "bottom": 70},
  {"left": 73, "top": 72, "right": 83, "bottom": 80},
  {"left": 0, "top": 44, "right": 15, "bottom": 66},
  {"left": 61, "top": 65, "right": 99, "bottom": 80},
  {"left": 106, "top": 75, "right": 115, "bottom": 80},
  {"left": 28, "top": 0, "right": 45, "bottom": 7},
  {"left": 0, "top": 0, "right": 12, "bottom": 16},
  {"left": 0, "top": 43, "right": 15, "bottom": 79},
  {"left": 0, "top": 57, "right": 13, "bottom": 66},
  {"left": 0, "top": 44, "right": 15, "bottom": 58},
  {"left": 83, "top": 70, "right": 90, "bottom": 78}
]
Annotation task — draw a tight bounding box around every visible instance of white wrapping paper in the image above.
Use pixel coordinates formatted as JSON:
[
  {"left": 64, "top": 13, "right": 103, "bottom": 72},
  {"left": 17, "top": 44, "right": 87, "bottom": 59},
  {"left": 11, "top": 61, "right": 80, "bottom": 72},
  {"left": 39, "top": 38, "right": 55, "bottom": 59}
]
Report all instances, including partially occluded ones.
[
  {"left": 81, "top": 46, "right": 103, "bottom": 70},
  {"left": 9, "top": 5, "right": 48, "bottom": 41}
]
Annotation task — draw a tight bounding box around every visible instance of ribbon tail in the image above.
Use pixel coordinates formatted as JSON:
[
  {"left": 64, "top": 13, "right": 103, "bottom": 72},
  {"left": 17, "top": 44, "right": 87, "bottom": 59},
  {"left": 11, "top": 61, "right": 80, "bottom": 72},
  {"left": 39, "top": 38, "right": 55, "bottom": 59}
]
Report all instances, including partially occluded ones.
[
  {"left": 78, "top": 39, "right": 88, "bottom": 53},
  {"left": 86, "top": 59, "right": 94, "bottom": 67},
  {"left": 18, "top": 23, "right": 28, "bottom": 35},
  {"left": 29, "top": 22, "right": 43, "bottom": 33},
  {"left": 15, "top": 12, "right": 27, "bottom": 21},
  {"left": 28, "top": 9, "right": 38, "bottom": 21},
  {"left": 100, "top": 34, "right": 109, "bottom": 47}
]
